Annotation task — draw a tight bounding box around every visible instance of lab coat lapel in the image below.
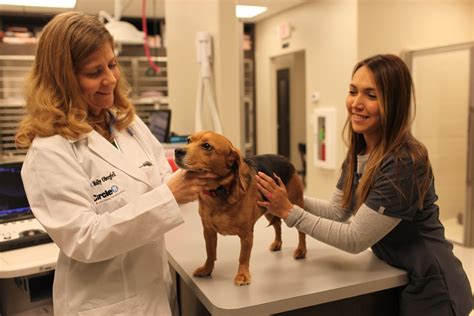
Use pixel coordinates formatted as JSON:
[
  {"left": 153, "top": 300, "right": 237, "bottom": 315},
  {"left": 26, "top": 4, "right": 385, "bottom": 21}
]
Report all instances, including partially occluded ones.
[{"left": 86, "top": 130, "right": 152, "bottom": 187}]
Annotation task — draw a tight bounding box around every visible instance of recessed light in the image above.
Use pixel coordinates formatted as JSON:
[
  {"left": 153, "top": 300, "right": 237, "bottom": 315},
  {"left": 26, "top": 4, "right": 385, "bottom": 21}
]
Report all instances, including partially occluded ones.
[
  {"left": 0, "top": 0, "right": 76, "bottom": 8},
  {"left": 236, "top": 5, "right": 267, "bottom": 18}
]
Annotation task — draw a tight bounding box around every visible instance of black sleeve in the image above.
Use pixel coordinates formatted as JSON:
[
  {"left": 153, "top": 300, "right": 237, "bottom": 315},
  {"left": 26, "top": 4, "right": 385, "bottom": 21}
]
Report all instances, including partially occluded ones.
[{"left": 365, "top": 155, "right": 421, "bottom": 221}]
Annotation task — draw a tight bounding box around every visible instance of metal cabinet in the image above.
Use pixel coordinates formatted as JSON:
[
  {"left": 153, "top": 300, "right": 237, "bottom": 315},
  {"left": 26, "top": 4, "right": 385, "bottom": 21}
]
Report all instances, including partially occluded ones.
[{"left": 0, "top": 45, "right": 168, "bottom": 157}]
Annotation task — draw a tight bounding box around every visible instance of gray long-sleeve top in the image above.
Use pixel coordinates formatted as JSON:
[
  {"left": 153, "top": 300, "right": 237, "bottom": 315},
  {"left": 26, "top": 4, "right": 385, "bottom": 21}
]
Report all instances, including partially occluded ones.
[
  {"left": 285, "top": 153, "right": 401, "bottom": 254},
  {"left": 285, "top": 192, "right": 401, "bottom": 254}
]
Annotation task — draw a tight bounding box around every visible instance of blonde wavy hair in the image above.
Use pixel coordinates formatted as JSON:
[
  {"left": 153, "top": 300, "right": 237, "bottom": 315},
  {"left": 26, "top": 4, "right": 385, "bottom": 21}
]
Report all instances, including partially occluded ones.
[
  {"left": 341, "top": 54, "right": 432, "bottom": 211},
  {"left": 15, "top": 11, "right": 135, "bottom": 149}
]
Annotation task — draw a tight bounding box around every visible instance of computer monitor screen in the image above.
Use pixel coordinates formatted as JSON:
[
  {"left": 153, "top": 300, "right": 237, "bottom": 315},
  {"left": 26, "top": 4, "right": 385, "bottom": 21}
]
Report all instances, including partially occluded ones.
[
  {"left": 0, "top": 162, "right": 32, "bottom": 222},
  {"left": 149, "top": 109, "right": 171, "bottom": 143}
]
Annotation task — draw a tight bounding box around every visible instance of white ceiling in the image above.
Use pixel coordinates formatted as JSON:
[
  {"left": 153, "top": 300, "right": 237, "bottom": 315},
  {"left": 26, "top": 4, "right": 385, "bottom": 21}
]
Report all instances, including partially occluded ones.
[{"left": 1, "top": 0, "right": 308, "bottom": 22}]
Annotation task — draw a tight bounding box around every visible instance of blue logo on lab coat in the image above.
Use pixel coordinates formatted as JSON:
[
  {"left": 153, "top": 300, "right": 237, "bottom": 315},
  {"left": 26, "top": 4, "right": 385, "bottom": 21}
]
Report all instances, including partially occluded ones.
[{"left": 94, "top": 185, "right": 119, "bottom": 202}]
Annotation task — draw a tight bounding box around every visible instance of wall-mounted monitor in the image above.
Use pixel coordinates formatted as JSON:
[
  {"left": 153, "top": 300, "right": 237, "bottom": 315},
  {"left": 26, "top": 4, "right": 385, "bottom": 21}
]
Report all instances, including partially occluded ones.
[{"left": 148, "top": 109, "right": 171, "bottom": 143}]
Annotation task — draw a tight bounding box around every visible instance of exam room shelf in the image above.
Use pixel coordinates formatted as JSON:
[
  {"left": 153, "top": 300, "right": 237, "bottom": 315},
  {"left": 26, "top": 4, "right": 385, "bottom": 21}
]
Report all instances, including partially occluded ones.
[{"left": 0, "top": 45, "right": 169, "bottom": 157}]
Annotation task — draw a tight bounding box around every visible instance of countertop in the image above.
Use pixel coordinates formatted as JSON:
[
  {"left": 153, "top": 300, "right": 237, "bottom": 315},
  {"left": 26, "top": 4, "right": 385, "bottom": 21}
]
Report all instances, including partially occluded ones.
[{"left": 166, "top": 202, "right": 409, "bottom": 315}]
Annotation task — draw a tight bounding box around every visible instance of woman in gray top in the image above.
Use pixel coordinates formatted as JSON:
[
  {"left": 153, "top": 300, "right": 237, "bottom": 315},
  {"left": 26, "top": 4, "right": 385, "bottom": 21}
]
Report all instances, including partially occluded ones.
[{"left": 256, "top": 54, "right": 472, "bottom": 316}]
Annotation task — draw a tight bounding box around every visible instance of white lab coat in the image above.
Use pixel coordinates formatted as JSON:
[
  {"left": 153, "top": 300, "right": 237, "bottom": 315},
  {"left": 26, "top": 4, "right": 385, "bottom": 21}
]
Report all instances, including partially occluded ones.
[{"left": 21, "top": 116, "right": 184, "bottom": 315}]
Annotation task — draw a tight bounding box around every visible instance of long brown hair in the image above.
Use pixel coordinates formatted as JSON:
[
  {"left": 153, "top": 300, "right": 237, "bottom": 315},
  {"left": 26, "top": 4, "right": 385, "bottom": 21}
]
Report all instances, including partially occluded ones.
[
  {"left": 341, "top": 54, "right": 432, "bottom": 210},
  {"left": 15, "top": 11, "right": 135, "bottom": 148}
]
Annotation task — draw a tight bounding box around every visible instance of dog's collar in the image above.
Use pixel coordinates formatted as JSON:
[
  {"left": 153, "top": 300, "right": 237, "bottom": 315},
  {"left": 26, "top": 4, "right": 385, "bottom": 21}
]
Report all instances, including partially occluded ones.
[{"left": 202, "top": 186, "right": 229, "bottom": 198}]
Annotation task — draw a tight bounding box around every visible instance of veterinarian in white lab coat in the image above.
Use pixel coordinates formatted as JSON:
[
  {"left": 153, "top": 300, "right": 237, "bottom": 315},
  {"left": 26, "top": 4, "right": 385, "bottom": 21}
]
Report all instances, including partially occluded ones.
[{"left": 16, "top": 12, "right": 212, "bottom": 316}]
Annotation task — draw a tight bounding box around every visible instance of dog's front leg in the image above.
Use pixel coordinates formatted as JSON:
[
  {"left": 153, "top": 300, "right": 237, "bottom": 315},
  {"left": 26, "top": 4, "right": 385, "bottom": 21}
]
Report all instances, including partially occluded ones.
[
  {"left": 235, "top": 232, "right": 253, "bottom": 286},
  {"left": 193, "top": 226, "right": 217, "bottom": 277}
]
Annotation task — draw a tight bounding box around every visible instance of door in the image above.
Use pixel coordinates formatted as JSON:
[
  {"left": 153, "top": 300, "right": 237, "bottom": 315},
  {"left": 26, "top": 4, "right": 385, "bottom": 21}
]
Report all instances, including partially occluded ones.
[
  {"left": 407, "top": 44, "right": 474, "bottom": 246},
  {"left": 277, "top": 68, "right": 290, "bottom": 158},
  {"left": 272, "top": 52, "right": 306, "bottom": 182}
]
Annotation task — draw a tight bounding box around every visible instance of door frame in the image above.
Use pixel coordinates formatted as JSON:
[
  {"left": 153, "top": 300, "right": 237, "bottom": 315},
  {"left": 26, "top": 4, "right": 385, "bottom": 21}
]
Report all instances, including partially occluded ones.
[
  {"left": 403, "top": 42, "right": 474, "bottom": 247},
  {"left": 270, "top": 51, "right": 307, "bottom": 172}
]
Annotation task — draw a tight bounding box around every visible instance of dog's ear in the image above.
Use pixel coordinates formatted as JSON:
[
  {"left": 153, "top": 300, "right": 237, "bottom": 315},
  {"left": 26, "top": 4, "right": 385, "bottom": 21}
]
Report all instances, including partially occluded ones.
[
  {"left": 226, "top": 148, "right": 238, "bottom": 168},
  {"left": 226, "top": 146, "right": 251, "bottom": 204}
]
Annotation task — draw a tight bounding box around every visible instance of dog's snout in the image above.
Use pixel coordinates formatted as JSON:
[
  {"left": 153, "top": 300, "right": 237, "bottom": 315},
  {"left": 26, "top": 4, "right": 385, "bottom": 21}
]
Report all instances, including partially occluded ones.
[{"left": 175, "top": 148, "right": 186, "bottom": 159}]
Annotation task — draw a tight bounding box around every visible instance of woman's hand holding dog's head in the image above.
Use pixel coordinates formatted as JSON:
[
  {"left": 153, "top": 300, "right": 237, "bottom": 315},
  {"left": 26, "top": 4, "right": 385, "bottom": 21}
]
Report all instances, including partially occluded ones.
[
  {"left": 167, "top": 169, "right": 219, "bottom": 204},
  {"left": 256, "top": 172, "right": 293, "bottom": 219}
]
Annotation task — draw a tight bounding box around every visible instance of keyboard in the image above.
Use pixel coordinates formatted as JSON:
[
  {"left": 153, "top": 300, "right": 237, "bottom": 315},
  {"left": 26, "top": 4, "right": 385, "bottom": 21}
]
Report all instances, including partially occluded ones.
[{"left": 0, "top": 217, "right": 53, "bottom": 252}]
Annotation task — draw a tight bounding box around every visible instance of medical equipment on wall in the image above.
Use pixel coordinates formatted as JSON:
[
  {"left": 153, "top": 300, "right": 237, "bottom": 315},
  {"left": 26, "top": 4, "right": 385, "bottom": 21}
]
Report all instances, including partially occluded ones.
[
  {"left": 98, "top": 0, "right": 161, "bottom": 73},
  {"left": 98, "top": 0, "right": 144, "bottom": 46},
  {"left": 195, "top": 32, "right": 223, "bottom": 133}
]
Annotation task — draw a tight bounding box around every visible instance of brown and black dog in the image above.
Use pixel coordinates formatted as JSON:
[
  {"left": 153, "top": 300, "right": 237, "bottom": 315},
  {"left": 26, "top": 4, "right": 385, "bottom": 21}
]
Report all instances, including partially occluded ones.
[{"left": 174, "top": 131, "right": 306, "bottom": 286}]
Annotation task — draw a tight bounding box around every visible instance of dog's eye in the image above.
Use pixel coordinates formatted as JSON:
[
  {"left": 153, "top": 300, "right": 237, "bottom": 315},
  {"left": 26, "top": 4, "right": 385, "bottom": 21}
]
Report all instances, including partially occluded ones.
[
  {"left": 201, "top": 143, "right": 213, "bottom": 151},
  {"left": 187, "top": 137, "right": 191, "bottom": 144}
]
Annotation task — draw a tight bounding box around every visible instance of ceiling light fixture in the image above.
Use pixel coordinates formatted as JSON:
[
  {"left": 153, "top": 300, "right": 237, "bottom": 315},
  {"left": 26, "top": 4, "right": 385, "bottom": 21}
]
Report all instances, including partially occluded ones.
[
  {"left": 235, "top": 5, "right": 267, "bottom": 19},
  {"left": 0, "top": 0, "right": 76, "bottom": 8}
]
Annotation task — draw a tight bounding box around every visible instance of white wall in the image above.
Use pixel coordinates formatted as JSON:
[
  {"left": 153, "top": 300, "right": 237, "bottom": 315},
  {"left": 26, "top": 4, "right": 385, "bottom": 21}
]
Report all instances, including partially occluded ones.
[
  {"left": 255, "top": 0, "right": 358, "bottom": 198},
  {"left": 358, "top": 0, "right": 474, "bottom": 58},
  {"left": 165, "top": 0, "right": 242, "bottom": 148},
  {"left": 472, "top": 1, "right": 474, "bottom": 34},
  {"left": 255, "top": 0, "right": 474, "bottom": 199}
]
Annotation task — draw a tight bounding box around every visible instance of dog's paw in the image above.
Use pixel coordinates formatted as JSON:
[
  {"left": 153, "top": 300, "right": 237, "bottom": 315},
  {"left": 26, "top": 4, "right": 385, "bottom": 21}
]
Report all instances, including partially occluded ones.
[
  {"left": 193, "top": 266, "right": 213, "bottom": 277},
  {"left": 234, "top": 272, "right": 251, "bottom": 286},
  {"left": 293, "top": 247, "right": 307, "bottom": 260},
  {"left": 269, "top": 240, "right": 282, "bottom": 252}
]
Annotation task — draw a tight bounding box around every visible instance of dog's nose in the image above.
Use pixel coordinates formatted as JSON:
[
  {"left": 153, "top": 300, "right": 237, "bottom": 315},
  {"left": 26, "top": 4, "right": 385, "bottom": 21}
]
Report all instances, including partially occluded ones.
[{"left": 175, "top": 148, "right": 186, "bottom": 159}]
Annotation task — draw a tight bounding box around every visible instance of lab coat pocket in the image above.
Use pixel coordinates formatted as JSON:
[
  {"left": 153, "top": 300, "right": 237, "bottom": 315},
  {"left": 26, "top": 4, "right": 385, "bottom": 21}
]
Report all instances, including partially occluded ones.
[
  {"left": 87, "top": 182, "right": 127, "bottom": 214},
  {"left": 138, "top": 161, "right": 162, "bottom": 186},
  {"left": 78, "top": 295, "right": 139, "bottom": 316}
]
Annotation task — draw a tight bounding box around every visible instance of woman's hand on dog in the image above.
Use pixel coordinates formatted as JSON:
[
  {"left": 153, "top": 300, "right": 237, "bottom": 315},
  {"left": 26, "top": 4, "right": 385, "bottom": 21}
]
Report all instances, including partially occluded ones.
[
  {"left": 167, "top": 169, "right": 218, "bottom": 204},
  {"left": 255, "top": 172, "right": 293, "bottom": 219}
]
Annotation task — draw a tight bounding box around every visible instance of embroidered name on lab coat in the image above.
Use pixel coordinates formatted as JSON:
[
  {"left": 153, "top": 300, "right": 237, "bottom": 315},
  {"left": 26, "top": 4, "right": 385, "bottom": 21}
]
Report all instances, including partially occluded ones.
[{"left": 90, "top": 171, "right": 117, "bottom": 187}]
